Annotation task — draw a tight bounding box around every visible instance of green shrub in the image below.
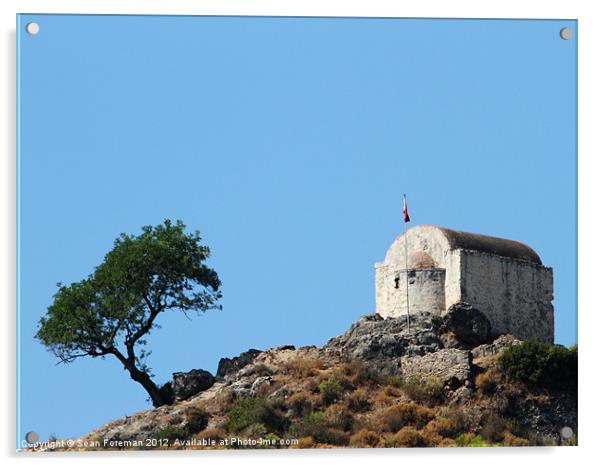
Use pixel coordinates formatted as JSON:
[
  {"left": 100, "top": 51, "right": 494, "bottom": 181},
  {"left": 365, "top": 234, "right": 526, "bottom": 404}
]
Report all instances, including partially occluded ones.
[
  {"left": 294, "top": 412, "right": 349, "bottom": 445},
  {"left": 318, "top": 378, "right": 343, "bottom": 405},
  {"left": 454, "top": 433, "right": 501, "bottom": 447},
  {"left": 498, "top": 341, "right": 577, "bottom": 387},
  {"left": 226, "top": 397, "right": 285, "bottom": 433},
  {"left": 400, "top": 376, "right": 445, "bottom": 405}
]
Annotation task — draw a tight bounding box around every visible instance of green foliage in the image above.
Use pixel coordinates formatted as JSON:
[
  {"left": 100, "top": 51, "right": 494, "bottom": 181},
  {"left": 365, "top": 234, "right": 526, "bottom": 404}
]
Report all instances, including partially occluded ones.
[
  {"left": 454, "top": 433, "right": 501, "bottom": 447},
  {"left": 152, "top": 426, "right": 190, "bottom": 443},
  {"left": 294, "top": 412, "right": 348, "bottom": 445},
  {"left": 226, "top": 397, "right": 286, "bottom": 433},
  {"left": 498, "top": 341, "right": 578, "bottom": 387},
  {"left": 318, "top": 377, "right": 343, "bottom": 405},
  {"left": 35, "top": 219, "right": 222, "bottom": 405}
]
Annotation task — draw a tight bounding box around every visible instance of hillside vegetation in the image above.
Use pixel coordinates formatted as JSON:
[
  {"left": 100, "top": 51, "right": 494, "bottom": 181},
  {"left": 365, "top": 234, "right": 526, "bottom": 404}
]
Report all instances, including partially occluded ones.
[{"left": 33, "top": 307, "right": 577, "bottom": 451}]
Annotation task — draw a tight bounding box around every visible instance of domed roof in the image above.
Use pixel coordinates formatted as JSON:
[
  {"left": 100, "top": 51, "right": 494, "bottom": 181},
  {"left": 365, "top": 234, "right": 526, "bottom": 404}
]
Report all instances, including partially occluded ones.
[{"left": 407, "top": 251, "right": 436, "bottom": 269}]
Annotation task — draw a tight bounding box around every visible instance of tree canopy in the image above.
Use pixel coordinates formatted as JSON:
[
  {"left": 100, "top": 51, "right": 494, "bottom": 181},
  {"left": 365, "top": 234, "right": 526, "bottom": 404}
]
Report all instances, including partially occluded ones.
[{"left": 36, "top": 219, "right": 222, "bottom": 406}]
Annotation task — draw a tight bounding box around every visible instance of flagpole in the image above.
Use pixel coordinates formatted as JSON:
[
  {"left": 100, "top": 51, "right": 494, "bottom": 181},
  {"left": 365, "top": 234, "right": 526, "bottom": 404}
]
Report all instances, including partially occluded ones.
[{"left": 403, "top": 195, "right": 410, "bottom": 332}]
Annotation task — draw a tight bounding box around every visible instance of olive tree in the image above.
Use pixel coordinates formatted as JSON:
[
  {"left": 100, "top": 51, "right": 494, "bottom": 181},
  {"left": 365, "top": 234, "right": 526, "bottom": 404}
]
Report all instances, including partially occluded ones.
[{"left": 36, "top": 219, "right": 221, "bottom": 407}]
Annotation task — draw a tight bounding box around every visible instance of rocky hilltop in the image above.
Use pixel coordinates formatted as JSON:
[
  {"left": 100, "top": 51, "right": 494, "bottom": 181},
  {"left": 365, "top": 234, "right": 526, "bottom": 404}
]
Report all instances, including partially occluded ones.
[{"left": 33, "top": 304, "right": 577, "bottom": 450}]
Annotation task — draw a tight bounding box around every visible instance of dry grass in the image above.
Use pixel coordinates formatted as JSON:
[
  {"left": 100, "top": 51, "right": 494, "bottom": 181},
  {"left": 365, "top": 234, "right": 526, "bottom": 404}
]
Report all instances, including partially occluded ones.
[
  {"left": 283, "top": 356, "right": 325, "bottom": 378},
  {"left": 374, "top": 385, "right": 401, "bottom": 408},
  {"left": 503, "top": 432, "right": 530, "bottom": 446},
  {"left": 379, "top": 403, "right": 434, "bottom": 432},
  {"left": 324, "top": 404, "right": 354, "bottom": 431},
  {"left": 332, "top": 360, "right": 377, "bottom": 388},
  {"left": 286, "top": 392, "right": 314, "bottom": 417},
  {"left": 349, "top": 428, "right": 382, "bottom": 448},
  {"left": 400, "top": 376, "right": 445, "bottom": 406},
  {"left": 476, "top": 369, "right": 501, "bottom": 396},
  {"left": 292, "top": 436, "right": 315, "bottom": 449},
  {"left": 347, "top": 387, "right": 371, "bottom": 412},
  {"left": 393, "top": 427, "right": 426, "bottom": 447},
  {"left": 195, "top": 427, "right": 227, "bottom": 443}
]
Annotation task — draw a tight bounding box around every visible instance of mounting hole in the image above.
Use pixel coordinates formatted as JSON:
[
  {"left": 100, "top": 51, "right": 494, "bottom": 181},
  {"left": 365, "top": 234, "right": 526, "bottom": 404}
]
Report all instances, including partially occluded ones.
[
  {"left": 559, "top": 27, "right": 572, "bottom": 40},
  {"left": 25, "top": 431, "right": 39, "bottom": 444},
  {"left": 560, "top": 426, "right": 574, "bottom": 439},
  {"left": 25, "top": 22, "right": 40, "bottom": 35}
]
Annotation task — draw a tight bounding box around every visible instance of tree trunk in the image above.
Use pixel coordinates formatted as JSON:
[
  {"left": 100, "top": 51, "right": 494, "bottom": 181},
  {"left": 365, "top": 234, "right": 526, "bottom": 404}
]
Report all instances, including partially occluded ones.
[
  {"left": 127, "top": 365, "right": 166, "bottom": 408},
  {"left": 114, "top": 352, "right": 167, "bottom": 407}
]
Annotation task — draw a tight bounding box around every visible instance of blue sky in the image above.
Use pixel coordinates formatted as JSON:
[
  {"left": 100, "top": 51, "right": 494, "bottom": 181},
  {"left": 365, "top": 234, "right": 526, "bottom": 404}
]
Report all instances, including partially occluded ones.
[{"left": 17, "top": 15, "right": 577, "bottom": 444}]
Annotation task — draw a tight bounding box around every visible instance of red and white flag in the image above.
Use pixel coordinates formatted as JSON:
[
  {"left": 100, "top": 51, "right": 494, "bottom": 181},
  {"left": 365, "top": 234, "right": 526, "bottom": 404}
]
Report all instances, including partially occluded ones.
[{"left": 403, "top": 194, "right": 410, "bottom": 223}]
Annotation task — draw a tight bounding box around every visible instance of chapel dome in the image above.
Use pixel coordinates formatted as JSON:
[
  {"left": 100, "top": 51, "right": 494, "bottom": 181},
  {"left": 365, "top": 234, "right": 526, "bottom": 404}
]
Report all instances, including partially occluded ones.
[{"left": 407, "top": 251, "right": 437, "bottom": 269}]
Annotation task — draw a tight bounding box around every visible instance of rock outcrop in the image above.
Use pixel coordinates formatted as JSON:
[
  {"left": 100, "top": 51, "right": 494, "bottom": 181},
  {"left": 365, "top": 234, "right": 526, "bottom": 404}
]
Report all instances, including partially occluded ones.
[
  {"left": 172, "top": 369, "right": 215, "bottom": 401},
  {"left": 216, "top": 349, "right": 262, "bottom": 379},
  {"left": 33, "top": 304, "right": 576, "bottom": 451}
]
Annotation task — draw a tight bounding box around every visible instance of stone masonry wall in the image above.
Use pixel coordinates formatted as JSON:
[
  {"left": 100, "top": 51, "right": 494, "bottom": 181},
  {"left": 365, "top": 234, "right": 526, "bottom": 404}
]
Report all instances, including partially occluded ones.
[
  {"left": 376, "top": 268, "right": 446, "bottom": 318},
  {"left": 459, "top": 250, "right": 554, "bottom": 342}
]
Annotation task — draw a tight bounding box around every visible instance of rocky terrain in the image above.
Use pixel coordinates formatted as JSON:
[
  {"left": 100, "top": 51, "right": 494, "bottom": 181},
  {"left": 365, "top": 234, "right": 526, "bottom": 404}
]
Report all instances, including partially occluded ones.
[{"left": 30, "top": 303, "right": 577, "bottom": 451}]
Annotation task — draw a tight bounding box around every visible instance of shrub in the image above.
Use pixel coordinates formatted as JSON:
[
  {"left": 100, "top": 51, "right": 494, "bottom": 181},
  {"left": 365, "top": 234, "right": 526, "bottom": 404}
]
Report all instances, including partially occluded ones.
[
  {"left": 379, "top": 374, "right": 403, "bottom": 388},
  {"left": 436, "top": 437, "right": 457, "bottom": 447},
  {"left": 475, "top": 370, "right": 500, "bottom": 396},
  {"left": 503, "top": 432, "right": 530, "bottom": 446},
  {"left": 498, "top": 341, "right": 577, "bottom": 387},
  {"left": 325, "top": 404, "right": 354, "bottom": 431},
  {"left": 333, "top": 360, "right": 378, "bottom": 387},
  {"left": 294, "top": 412, "right": 349, "bottom": 446},
  {"left": 182, "top": 407, "right": 209, "bottom": 434},
  {"left": 284, "top": 356, "right": 324, "bottom": 377},
  {"left": 226, "top": 397, "right": 285, "bottom": 433},
  {"left": 437, "top": 406, "right": 473, "bottom": 434},
  {"left": 424, "top": 417, "right": 456, "bottom": 439},
  {"left": 393, "top": 427, "right": 426, "bottom": 447},
  {"left": 374, "top": 385, "right": 401, "bottom": 407},
  {"left": 152, "top": 426, "right": 189, "bottom": 443},
  {"left": 400, "top": 376, "right": 445, "bottom": 405},
  {"left": 349, "top": 429, "right": 382, "bottom": 448},
  {"left": 196, "top": 428, "right": 226, "bottom": 443},
  {"left": 347, "top": 388, "right": 371, "bottom": 412},
  {"left": 454, "top": 433, "right": 489, "bottom": 447},
  {"left": 286, "top": 392, "right": 313, "bottom": 417},
  {"left": 319, "top": 378, "right": 343, "bottom": 405},
  {"left": 479, "top": 412, "right": 506, "bottom": 443},
  {"left": 294, "top": 436, "right": 316, "bottom": 449},
  {"left": 380, "top": 403, "right": 434, "bottom": 432}
]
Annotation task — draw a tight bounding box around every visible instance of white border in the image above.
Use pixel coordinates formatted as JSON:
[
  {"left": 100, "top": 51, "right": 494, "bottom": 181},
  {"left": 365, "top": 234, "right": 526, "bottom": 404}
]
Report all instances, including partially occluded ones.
[{"left": 2, "top": 1, "right": 600, "bottom": 465}]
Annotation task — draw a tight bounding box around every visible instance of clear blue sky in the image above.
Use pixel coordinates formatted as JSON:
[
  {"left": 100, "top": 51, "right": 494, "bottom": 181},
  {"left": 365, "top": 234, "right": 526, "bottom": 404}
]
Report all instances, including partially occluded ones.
[{"left": 17, "top": 15, "right": 577, "bottom": 444}]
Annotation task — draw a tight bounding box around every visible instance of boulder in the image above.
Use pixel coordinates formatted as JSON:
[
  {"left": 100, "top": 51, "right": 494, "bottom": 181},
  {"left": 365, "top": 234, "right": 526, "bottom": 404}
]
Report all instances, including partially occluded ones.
[
  {"left": 323, "top": 313, "right": 443, "bottom": 374},
  {"left": 216, "top": 349, "right": 262, "bottom": 378},
  {"left": 440, "top": 302, "right": 492, "bottom": 348},
  {"left": 471, "top": 334, "right": 521, "bottom": 359},
  {"left": 172, "top": 369, "right": 215, "bottom": 401},
  {"left": 400, "top": 348, "right": 473, "bottom": 389}
]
